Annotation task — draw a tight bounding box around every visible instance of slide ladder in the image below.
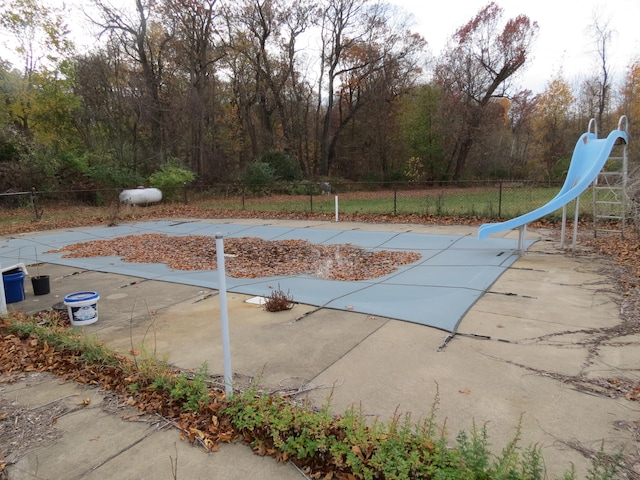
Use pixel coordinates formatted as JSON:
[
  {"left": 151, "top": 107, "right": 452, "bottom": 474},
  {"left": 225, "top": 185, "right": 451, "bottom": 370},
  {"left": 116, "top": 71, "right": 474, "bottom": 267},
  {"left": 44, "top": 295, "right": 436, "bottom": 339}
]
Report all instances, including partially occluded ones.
[{"left": 592, "top": 116, "right": 629, "bottom": 238}]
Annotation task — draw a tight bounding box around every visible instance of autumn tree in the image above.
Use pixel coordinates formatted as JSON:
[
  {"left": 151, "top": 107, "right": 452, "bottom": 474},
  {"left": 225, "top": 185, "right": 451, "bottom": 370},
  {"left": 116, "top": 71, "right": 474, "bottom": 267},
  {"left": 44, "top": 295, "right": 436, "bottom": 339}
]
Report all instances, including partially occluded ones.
[
  {"left": 0, "top": 0, "right": 74, "bottom": 78},
  {"left": 398, "top": 83, "right": 445, "bottom": 180},
  {"left": 434, "top": 2, "right": 538, "bottom": 180},
  {"left": 222, "top": 0, "right": 315, "bottom": 176},
  {"left": 619, "top": 61, "right": 640, "bottom": 162},
  {"left": 531, "top": 74, "right": 576, "bottom": 182},
  {"left": 506, "top": 89, "right": 537, "bottom": 177},
  {"left": 0, "top": 0, "right": 74, "bottom": 138},
  {"left": 73, "top": 46, "right": 139, "bottom": 169},
  {"left": 0, "top": 0, "right": 85, "bottom": 193}
]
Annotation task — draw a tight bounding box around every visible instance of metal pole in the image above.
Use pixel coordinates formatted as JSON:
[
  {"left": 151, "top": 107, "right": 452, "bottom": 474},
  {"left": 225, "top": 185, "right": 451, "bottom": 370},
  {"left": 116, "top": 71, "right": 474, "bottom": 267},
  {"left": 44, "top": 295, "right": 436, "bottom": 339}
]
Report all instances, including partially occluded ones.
[
  {"left": 335, "top": 195, "right": 338, "bottom": 222},
  {"left": 560, "top": 204, "right": 567, "bottom": 249},
  {"left": 572, "top": 197, "right": 580, "bottom": 255},
  {"left": 0, "top": 261, "right": 7, "bottom": 316},
  {"left": 393, "top": 186, "right": 397, "bottom": 215},
  {"left": 215, "top": 233, "right": 233, "bottom": 398}
]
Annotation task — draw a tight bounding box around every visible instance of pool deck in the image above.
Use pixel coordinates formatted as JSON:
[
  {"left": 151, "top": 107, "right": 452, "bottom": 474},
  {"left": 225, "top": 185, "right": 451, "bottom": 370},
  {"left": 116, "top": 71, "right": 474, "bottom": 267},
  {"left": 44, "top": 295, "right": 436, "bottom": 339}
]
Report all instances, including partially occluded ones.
[{"left": 1, "top": 219, "right": 638, "bottom": 479}]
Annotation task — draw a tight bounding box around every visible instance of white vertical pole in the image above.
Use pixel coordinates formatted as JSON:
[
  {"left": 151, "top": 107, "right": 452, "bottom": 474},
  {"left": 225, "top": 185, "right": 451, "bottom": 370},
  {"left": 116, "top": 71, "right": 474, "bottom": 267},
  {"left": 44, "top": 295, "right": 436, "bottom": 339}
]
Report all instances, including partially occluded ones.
[
  {"left": 560, "top": 204, "right": 567, "bottom": 249},
  {"left": 0, "top": 262, "right": 7, "bottom": 316},
  {"left": 335, "top": 195, "right": 339, "bottom": 222},
  {"left": 215, "top": 233, "right": 233, "bottom": 398},
  {"left": 572, "top": 197, "right": 580, "bottom": 255}
]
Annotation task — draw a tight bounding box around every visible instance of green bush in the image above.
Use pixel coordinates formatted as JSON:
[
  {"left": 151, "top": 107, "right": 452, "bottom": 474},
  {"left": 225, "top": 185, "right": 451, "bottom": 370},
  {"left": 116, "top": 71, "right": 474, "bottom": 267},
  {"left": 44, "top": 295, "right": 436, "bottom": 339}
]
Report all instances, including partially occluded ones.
[
  {"left": 259, "top": 150, "right": 302, "bottom": 181},
  {"left": 241, "top": 161, "right": 276, "bottom": 192},
  {"left": 148, "top": 158, "right": 196, "bottom": 201},
  {"left": 88, "top": 164, "right": 145, "bottom": 190}
]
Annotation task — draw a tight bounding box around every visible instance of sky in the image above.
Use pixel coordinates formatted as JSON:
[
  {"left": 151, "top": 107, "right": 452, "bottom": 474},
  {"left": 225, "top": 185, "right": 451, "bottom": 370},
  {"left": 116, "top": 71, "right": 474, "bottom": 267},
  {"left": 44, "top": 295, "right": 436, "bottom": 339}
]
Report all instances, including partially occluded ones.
[
  {"left": 389, "top": 0, "right": 640, "bottom": 93},
  {"left": 2, "top": 0, "right": 639, "bottom": 95}
]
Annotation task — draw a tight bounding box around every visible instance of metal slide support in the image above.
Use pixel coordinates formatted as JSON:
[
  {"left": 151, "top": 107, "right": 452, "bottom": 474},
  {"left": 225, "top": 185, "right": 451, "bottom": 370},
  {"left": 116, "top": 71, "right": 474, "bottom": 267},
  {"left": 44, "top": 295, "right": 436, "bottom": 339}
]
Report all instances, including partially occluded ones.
[
  {"left": 517, "top": 224, "right": 527, "bottom": 255},
  {"left": 572, "top": 196, "right": 580, "bottom": 254},
  {"left": 560, "top": 204, "right": 567, "bottom": 249}
]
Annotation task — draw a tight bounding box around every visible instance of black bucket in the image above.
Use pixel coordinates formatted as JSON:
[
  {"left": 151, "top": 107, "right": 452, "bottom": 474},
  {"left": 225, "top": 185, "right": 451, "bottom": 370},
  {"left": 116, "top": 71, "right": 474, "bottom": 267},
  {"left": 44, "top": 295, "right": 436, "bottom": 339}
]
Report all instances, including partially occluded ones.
[{"left": 31, "top": 275, "right": 50, "bottom": 295}]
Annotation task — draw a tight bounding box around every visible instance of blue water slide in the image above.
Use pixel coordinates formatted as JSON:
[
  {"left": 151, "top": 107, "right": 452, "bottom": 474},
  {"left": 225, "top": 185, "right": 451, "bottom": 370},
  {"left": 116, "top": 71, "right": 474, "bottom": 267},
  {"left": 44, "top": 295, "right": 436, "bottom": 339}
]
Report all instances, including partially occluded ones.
[{"left": 478, "top": 128, "right": 629, "bottom": 240}]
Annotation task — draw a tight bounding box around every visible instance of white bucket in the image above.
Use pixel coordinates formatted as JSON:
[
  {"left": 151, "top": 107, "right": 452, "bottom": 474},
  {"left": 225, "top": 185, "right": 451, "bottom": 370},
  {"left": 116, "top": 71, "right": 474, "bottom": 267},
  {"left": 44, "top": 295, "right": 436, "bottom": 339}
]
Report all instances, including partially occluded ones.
[{"left": 64, "top": 291, "right": 100, "bottom": 326}]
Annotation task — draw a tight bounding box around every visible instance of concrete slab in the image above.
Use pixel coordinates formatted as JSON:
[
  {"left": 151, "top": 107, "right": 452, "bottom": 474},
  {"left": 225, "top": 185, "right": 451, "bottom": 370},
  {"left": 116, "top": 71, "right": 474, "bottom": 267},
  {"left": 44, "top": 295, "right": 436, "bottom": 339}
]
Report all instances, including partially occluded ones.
[
  {"left": 2, "top": 374, "right": 304, "bottom": 480},
  {"left": 100, "top": 294, "right": 388, "bottom": 389},
  {"left": 2, "top": 220, "right": 639, "bottom": 480}
]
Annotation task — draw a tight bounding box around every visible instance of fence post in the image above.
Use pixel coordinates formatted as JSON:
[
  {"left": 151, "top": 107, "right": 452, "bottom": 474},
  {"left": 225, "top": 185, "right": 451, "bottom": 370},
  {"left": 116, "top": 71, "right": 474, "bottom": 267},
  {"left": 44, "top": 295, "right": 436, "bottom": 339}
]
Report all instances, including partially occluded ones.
[
  {"left": 498, "top": 181, "right": 503, "bottom": 219},
  {"left": 183, "top": 182, "right": 188, "bottom": 205},
  {"left": 393, "top": 184, "right": 397, "bottom": 215},
  {"left": 30, "top": 187, "right": 41, "bottom": 220},
  {"left": 309, "top": 184, "right": 313, "bottom": 212},
  {"left": 241, "top": 186, "right": 245, "bottom": 210}
]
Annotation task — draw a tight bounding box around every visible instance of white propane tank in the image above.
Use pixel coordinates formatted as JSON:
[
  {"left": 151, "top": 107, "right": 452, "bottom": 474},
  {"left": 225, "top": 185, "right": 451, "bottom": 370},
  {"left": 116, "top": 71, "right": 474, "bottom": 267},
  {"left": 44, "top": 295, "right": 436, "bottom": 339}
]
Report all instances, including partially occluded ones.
[{"left": 119, "top": 187, "right": 162, "bottom": 205}]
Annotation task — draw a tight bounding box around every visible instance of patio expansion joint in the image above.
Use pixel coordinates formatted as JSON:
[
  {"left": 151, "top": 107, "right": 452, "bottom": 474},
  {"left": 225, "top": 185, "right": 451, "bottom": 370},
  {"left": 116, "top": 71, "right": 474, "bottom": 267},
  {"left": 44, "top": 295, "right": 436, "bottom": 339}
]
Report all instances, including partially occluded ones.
[
  {"left": 69, "top": 426, "right": 163, "bottom": 480},
  {"left": 307, "top": 314, "right": 392, "bottom": 387}
]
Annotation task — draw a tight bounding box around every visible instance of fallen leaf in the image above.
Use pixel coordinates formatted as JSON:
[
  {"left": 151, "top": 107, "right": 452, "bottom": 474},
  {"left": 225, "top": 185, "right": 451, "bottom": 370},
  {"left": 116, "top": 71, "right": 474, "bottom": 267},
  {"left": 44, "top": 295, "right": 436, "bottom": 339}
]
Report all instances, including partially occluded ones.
[{"left": 625, "top": 387, "right": 640, "bottom": 401}]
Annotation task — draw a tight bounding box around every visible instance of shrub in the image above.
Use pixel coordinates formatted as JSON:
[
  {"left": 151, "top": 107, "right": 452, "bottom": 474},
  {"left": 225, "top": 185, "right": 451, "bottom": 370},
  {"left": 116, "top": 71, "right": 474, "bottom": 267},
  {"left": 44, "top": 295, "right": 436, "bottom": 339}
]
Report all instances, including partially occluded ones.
[
  {"left": 88, "top": 163, "right": 145, "bottom": 190},
  {"left": 148, "top": 158, "right": 196, "bottom": 201},
  {"left": 241, "top": 161, "right": 276, "bottom": 193},
  {"left": 259, "top": 150, "right": 302, "bottom": 181}
]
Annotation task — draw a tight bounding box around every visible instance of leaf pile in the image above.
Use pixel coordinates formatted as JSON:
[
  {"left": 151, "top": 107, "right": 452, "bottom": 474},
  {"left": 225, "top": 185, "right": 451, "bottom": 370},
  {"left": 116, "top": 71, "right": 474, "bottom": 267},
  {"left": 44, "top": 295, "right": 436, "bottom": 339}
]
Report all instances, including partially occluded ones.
[{"left": 46, "top": 234, "right": 421, "bottom": 281}]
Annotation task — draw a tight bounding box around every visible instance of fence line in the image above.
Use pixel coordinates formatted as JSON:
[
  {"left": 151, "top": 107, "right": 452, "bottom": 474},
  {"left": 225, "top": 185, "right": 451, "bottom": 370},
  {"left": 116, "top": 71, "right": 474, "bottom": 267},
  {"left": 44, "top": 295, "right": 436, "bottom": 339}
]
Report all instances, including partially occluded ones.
[{"left": 1, "top": 180, "right": 608, "bottom": 223}]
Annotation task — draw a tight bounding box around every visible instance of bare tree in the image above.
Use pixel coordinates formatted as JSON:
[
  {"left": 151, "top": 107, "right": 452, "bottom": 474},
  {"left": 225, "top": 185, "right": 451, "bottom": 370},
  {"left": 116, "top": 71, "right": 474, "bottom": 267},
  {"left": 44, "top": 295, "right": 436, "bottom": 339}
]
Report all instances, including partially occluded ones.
[
  {"left": 91, "top": 0, "right": 171, "bottom": 171},
  {"left": 161, "top": 0, "right": 226, "bottom": 179},
  {"left": 315, "top": 0, "right": 368, "bottom": 176},
  {"left": 434, "top": 2, "right": 538, "bottom": 180},
  {"left": 223, "top": 0, "right": 313, "bottom": 165},
  {"left": 588, "top": 14, "right": 613, "bottom": 130},
  {"left": 316, "top": 0, "right": 425, "bottom": 176},
  {"left": 507, "top": 89, "right": 537, "bottom": 177}
]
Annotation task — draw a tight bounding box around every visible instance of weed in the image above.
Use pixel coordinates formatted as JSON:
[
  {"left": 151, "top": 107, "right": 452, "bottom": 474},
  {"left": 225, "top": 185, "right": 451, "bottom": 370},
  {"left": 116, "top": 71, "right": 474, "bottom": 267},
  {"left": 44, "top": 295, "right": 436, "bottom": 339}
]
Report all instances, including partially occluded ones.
[
  {"left": 133, "top": 343, "right": 172, "bottom": 387},
  {"left": 586, "top": 443, "right": 623, "bottom": 480},
  {"left": 169, "top": 363, "right": 210, "bottom": 412},
  {"left": 263, "top": 284, "right": 295, "bottom": 312}
]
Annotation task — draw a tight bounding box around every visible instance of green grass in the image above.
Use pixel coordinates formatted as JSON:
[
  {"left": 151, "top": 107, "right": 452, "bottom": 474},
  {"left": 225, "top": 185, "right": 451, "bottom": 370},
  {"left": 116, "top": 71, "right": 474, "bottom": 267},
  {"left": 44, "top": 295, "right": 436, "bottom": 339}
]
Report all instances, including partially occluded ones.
[{"left": 199, "top": 186, "right": 603, "bottom": 221}]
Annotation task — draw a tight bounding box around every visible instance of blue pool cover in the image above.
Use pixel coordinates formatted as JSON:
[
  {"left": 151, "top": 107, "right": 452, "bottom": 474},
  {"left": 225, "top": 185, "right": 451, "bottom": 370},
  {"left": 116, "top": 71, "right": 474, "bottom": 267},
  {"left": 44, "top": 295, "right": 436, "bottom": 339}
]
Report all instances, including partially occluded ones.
[{"left": 0, "top": 221, "right": 533, "bottom": 332}]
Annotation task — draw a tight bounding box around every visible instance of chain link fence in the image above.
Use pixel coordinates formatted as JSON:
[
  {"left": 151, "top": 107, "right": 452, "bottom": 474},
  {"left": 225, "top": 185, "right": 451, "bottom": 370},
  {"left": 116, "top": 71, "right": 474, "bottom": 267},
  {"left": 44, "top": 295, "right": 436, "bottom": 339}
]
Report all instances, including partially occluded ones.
[
  {"left": 0, "top": 180, "right": 617, "bottom": 224},
  {"left": 180, "top": 181, "right": 598, "bottom": 221}
]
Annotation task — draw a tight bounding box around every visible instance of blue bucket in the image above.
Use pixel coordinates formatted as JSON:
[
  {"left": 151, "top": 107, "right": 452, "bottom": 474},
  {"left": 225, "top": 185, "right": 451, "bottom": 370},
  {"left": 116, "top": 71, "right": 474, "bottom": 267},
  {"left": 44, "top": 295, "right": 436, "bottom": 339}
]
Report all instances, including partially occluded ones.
[
  {"left": 2, "top": 268, "right": 25, "bottom": 304},
  {"left": 64, "top": 291, "right": 100, "bottom": 326}
]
